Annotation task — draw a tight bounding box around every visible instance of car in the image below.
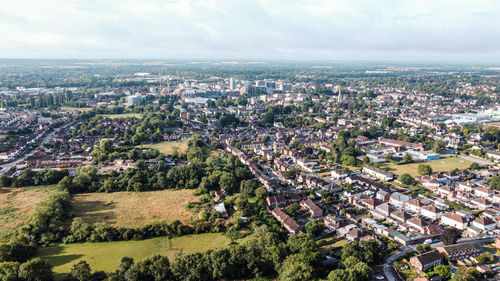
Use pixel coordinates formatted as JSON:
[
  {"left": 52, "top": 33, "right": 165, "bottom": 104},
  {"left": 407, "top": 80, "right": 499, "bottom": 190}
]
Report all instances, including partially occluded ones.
[
  {"left": 372, "top": 269, "right": 380, "bottom": 274},
  {"left": 375, "top": 275, "right": 385, "bottom": 280}
]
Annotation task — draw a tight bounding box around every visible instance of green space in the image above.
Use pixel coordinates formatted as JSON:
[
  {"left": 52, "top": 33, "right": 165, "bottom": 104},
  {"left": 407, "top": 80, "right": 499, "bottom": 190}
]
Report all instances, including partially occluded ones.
[
  {"left": 99, "top": 113, "right": 142, "bottom": 119},
  {"left": 0, "top": 185, "right": 58, "bottom": 242},
  {"left": 484, "top": 244, "right": 500, "bottom": 255},
  {"left": 59, "top": 106, "right": 93, "bottom": 112},
  {"left": 142, "top": 141, "right": 189, "bottom": 155},
  {"left": 36, "top": 233, "right": 231, "bottom": 278},
  {"left": 387, "top": 157, "right": 474, "bottom": 177}
]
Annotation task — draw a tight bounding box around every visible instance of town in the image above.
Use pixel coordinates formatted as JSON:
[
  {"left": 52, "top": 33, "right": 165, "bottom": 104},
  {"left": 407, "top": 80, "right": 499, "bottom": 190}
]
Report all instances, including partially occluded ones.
[{"left": 1, "top": 60, "right": 500, "bottom": 281}]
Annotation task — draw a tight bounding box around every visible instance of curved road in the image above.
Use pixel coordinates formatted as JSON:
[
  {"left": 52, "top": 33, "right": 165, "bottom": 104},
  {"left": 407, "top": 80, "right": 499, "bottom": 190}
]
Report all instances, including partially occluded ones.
[{"left": 383, "top": 248, "right": 415, "bottom": 281}]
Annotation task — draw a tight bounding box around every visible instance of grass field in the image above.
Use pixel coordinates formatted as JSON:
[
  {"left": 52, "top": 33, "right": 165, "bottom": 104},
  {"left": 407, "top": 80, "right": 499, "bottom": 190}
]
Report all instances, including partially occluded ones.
[
  {"left": 60, "top": 106, "right": 93, "bottom": 112},
  {"left": 0, "top": 185, "right": 56, "bottom": 241},
  {"left": 36, "top": 233, "right": 231, "bottom": 278},
  {"left": 388, "top": 157, "right": 474, "bottom": 177},
  {"left": 142, "top": 141, "right": 189, "bottom": 156},
  {"left": 99, "top": 113, "right": 142, "bottom": 119},
  {"left": 70, "top": 189, "right": 199, "bottom": 227}
]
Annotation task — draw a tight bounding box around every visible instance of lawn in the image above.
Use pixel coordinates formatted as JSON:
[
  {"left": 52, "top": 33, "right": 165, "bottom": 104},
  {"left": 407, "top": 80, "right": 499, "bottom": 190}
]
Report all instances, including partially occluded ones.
[
  {"left": 388, "top": 157, "right": 474, "bottom": 177},
  {"left": 60, "top": 106, "right": 93, "bottom": 112},
  {"left": 142, "top": 141, "right": 189, "bottom": 156},
  {"left": 70, "top": 189, "right": 199, "bottom": 228},
  {"left": 99, "top": 113, "right": 142, "bottom": 119},
  {"left": 36, "top": 233, "right": 231, "bottom": 278},
  {"left": 0, "top": 185, "right": 57, "bottom": 241},
  {"left": 484, "top": 244, "right": 500, "bottom": 255}
]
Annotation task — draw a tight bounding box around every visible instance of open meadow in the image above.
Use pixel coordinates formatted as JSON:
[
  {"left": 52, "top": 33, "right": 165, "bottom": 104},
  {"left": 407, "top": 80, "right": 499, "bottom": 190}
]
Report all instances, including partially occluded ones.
[
  {"left": 142, "top": 141, "right": 189, "bottom": 156},
  {"left": 59, "top": 106, "right": 93, "bottom": 112},
  {"left": 0, "top": 185, "right": 57, "bottom": 241},
  {"left": 388, "top": 157, "right": 474, "bottom": 177},
  {"left": 99, "top": 113, "right": 142, "bottom": 119},
  {"left": 36, "top": 233, "right": 231, "bottom": 278},
  {"left": 70, "top": 189, "right": 199, "bottom": 227}
]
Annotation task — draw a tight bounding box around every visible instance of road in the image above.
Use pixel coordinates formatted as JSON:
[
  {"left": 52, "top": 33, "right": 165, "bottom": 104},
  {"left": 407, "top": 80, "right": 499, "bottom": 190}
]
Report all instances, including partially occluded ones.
[{"left": 383, "top": 248, "right": 415, "bottom": 281}]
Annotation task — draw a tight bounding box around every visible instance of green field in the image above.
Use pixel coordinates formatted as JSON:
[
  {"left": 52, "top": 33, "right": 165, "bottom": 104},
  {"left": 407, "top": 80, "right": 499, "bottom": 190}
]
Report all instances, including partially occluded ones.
[
  {"left": 142, "top": 141, "right": 189, "bottom": 155},
  {"left": 60, "top": 106, "right": 93, "bottom": 112},
  {"left": 99, "top": 113, "right": 142, "bottom": 119},
  {"left": 388, "top": 157, "right": 474, "bottom": 177},
  {"left": 36, "top": 233, "right": 231, "bottom": 277},
  {"left": 0, "top": 185, "right": 57, "bottom": 242}
]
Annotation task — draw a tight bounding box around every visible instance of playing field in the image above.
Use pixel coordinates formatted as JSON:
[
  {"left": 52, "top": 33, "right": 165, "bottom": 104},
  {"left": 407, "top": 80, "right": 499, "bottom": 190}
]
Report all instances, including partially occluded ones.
[
  {"left": 36, "top": 233, "right": 231, "bottom": 278},
  {"left": 0, "top": 185, "right": 56, "bottom": 241},
  {"left": 389, "top": 157, "right": 474, "bottom": 177},
  {"left": 60, "top": 106, "right": 93, "bottom": 112},
  {"left": 142, "top": 141, "right": 189, "bottom": 156},
  {"left": 70, "top": 189, "right": 199, "bottom": 228},
  {"left": 99, "top": 113, "right": 142, "bottom": 119}
]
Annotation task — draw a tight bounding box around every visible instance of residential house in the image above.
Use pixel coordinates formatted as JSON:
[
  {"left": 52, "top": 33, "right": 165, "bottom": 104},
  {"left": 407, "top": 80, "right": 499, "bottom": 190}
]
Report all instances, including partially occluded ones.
[
  {"left": 441, "top": 212, "right": 468, "bottom": 230},
  {"left": 437, "top": 243, "right": 482, "bottom": 261},
  {"left": 410, "top": 251, "right": 443, "bottom": 271}
]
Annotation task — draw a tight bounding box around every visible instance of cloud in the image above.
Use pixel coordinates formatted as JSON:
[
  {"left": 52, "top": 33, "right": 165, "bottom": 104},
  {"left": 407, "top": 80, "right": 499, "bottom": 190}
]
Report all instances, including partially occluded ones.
[{"left": 0, "top": 0, "right": 498, "bottom": 60}]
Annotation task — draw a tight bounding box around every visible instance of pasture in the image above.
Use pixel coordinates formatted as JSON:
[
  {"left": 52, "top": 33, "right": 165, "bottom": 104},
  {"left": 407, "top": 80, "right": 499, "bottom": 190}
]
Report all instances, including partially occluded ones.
[
  {"left": 59, "top": 106, "right": 93, "bottom": 112},
  {"left": 142, "top": 141, "right": 189, "bottom": 156},
  {"left": 70, "top": 189, "right": 199, "bottom": 227},
  {"left": 99, "top": 113, "right": 142, "bottom": 119},
  {"left": 388, "top": 157, "right": 474, "bottom": 177},
  {"left": 0, "top": 185, "right": 56, "bottom": 241},
  {"left": 36, "top": 233, "right": 231, "bottom": 277}
]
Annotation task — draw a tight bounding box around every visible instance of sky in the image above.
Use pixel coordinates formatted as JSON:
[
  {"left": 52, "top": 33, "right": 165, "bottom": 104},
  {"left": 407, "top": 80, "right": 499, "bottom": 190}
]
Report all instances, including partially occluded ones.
[{"left": 0, "top": 0, "right": 499, "bottom": 61}]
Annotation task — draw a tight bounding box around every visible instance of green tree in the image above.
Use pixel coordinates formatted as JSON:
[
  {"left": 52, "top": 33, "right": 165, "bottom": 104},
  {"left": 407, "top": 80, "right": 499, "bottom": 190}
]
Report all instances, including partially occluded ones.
[
  {"left": 432, "top": 140, "right": 446, "bottom": 154},
  {"left": 69, "top": 261, "right": 92, "bottom": 281},
  {"left": 487, "top": 175, "right": 500, "bottom": 190},
  {"left": 239, "top": 180, "right": 257, "bottom": 198},
  {"left": 418, "top": 164, "right": 433, "bottom": 176},
  {"left": 432, "top": 265, "right": 451, "bottom": 279},
  {"left": 441, "top": 228, "right": 461, "bottom": 245},
  {"left": 305, "top": 220, "right": 325, "bottom": 237},
  {"left": 0, "top": 261, "right": 20, "bottom": 281},
  {"left": 402, "top": 153, "right": 413, "bottom": 164},
  {"left": 278, "top": 253, "right": 314, "bottom": 281},
  {"left": 400, "top": 174, "right": 416, "bottom": 185},
  {"left": 254, "top": 187, "right": 267, "bottom": 199},
  {"left": 18, "top": 258, "right": 53, "bottom": 281}
]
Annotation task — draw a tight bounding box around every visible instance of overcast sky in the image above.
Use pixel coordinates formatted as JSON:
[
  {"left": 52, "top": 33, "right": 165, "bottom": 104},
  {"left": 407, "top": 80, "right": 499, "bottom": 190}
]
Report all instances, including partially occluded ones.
[{"left": 1, "top": 0, "right": 499, "bottom": 61}]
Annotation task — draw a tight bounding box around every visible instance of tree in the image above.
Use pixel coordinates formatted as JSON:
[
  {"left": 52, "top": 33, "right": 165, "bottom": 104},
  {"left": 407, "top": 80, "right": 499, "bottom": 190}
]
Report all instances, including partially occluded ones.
[
  {"left": 416, "top": 244, "right": 425, "bottom": 254},
  {"left": 432, "top": 140, "right": 446, "bottom": 154},
  {"left": 116, "top": 257, "right": 134, "bottom": 276},
  {"left": 418, "top": 164, "right": 433, "bottom": 176},
  {"left": 285, "top": 203, "right": 301, "bottom": 217},
  {"left": 283, "top": 170, "right": 297, "bottom": 179},
  {"left": 469, "top": 162, "right": 481, "bottom": 170},
  {"left": 327, "top": 269, "right": 349, "bottom": 281},
  {"left": 402, "top": 153, "right": 413, "bottom": 164},
  {"left": 451, "top": 266, "right": 480, "bottom": 281},
  {"left": 278, "top": 253, "right": 314, "bottom": 281},
  {"left": 305, "top": 220, "right": 325, "bottom": 237},
  {"left": 0, "top": 261, "right": 20, "bottom": 281},
  {"left": 254, "top": 187, "right": 267, "bottom": 199},
  {"left": 432, "top": 265, "right": 451, "bottom": 279},
  {"left": 400, "top": 174, "right": 416, "bottom": 186},
  {"left": 69, "top": 261, "right": 92, "bottom": 281},
  {"left": 475, "top": 252, "right": 494, "bottom": 264},
  {"left": 18, "top": 258, "right": 53, "bottom": 281},
  {"left": 486, "top": 175, "right": 500, "bottom": 190},
  {"left": 239, "top": 180, "right": 257, "bottom": 198},
  {"left": 441, "top": 228, "right": 461, "bottom": 245}
]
